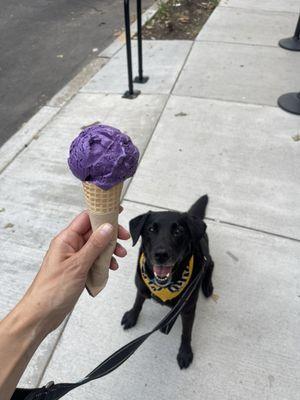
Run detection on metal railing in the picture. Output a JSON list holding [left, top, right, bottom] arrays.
[[123, 0, 149, 99]]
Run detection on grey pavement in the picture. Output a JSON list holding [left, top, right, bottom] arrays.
[[0, 0, 299, 398]]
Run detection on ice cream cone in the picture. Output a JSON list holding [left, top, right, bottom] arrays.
[[82, 181, 123, 297]]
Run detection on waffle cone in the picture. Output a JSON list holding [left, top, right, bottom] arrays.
[[82, 181, 123, 297]]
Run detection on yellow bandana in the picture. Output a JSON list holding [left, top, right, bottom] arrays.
[[139, 253, 194, 303]]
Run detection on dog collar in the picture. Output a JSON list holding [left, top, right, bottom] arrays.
[[139, 253, 194, 303]]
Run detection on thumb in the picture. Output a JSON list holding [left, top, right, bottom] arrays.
[[78, 223, 114, 270]]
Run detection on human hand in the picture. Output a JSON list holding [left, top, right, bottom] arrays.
[[20, 210, 130, 336]]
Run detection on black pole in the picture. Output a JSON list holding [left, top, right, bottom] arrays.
[[278, 91, 300, 115], [134, 0, 149, 83], [123, 0, 140, 98], [293, 13, 300, 38], [278, 13, 300, 51]]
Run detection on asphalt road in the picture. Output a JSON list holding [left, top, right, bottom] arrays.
[[0, 0, 154, 146]]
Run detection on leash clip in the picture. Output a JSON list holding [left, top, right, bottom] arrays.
[[45, 381, 55, 389]]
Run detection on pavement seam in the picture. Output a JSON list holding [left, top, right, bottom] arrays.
[[172, 93, 281, 109], [124, 199, 300, 243], [196, 39, 293, 49], [218, 4, 300, 15]]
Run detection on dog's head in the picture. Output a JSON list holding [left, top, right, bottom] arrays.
[[129, 211, 206, 287]]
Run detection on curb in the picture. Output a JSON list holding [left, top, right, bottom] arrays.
[[0, 0, 163, 174]]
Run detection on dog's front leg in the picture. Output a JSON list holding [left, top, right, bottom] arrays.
[[202, 260, 214, 298], [121, 291, 146, 330], [177, 305, 196, 369]]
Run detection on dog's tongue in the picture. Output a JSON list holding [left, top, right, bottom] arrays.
[[153, 265, 172, 277]]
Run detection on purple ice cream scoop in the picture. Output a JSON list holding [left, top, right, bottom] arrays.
[[68, 124, 139, 190]]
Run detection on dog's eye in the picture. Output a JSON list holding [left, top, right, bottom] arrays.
[[148, 226, 156, 233], [173, 225, 184, 236]]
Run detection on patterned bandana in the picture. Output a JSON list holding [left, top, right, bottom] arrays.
[[139, 253, 194, 303]]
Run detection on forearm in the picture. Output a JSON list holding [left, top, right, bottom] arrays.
[[0, 299, 47, 400], [0, 213, 125, 400]]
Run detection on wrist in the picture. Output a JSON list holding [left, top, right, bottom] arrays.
[[0, 299, 47, 399], [10, 296, 50, 342]]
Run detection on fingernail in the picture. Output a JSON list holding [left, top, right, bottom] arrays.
[[99, 223, 113, 234]]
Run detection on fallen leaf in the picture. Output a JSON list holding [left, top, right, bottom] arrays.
[[33, 133, 40, 140], [212, 293, 219, 303], [56, 54, 64, 58], [179, 16, 190, 23], [292, 134, 300, 141], [117, 32, 126, 44], [0, 207, 5, 212], [4, 223, 14, 229]]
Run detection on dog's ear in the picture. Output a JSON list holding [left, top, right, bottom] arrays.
[[185, 214, 207, 246], [129, 212, 151, 246]]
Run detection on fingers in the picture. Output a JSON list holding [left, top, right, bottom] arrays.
[[83, 229, 92, 242], [69, 210, 129, 243], [110, 256, 119, 270], [118, 224, 130, 240], [83, 226, 129, 245], [67, 211, 91, 236], [109, 242, 127, 271], [114, 242, 127, 257], [78, 223, 114, 270]]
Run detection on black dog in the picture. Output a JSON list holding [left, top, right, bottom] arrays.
[[121, 195, 214, 369]]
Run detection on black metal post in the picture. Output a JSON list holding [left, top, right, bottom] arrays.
[[134, 0, 149, 83], [123, 0, 140, 99], [278, 13, 300, 51], [294, 14, 300, 37], [278, 91, 300, 115]]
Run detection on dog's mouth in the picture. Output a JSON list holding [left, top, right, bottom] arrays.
[[153, 265, 173, 287]]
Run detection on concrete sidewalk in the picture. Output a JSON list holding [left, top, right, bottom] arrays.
[[1, 0, 299, 399]]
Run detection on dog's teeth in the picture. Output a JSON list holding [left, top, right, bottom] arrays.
[[154, 271, 170, 285]]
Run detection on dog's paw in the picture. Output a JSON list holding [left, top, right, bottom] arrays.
[[202, 281, 214, 298], [121, 309, 138, 330], [177, 344, 193, 369]]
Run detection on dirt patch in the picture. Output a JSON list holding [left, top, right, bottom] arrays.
[[141, 0, 219, 40]]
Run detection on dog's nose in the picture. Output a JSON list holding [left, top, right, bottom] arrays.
[[154, 250, 169, 264]]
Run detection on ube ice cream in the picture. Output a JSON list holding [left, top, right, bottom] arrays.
[[68, 124, 139, 297], [68, 124, 139, 189]]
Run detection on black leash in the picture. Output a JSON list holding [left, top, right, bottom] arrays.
[[13, 261, 206, 400]]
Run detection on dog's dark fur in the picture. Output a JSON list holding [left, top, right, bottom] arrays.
[[121, 195, 214, 369]]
